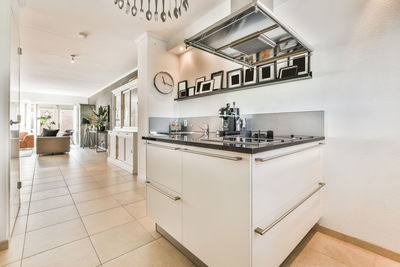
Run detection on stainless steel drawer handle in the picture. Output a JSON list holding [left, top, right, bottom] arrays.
[[181, 148, 242, 161], [146, 181, 181, 201], [255, 182, 326, 235], [147, 142, 180, 151], [255, 142, 324, 163]]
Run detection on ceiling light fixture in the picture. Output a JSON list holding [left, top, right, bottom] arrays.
[[179, 47, 184, 51], [78, 32, 88, 39], [114, 0, 189, 23], [70, 54, 77, 64]]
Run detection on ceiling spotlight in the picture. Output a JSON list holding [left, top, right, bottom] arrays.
[[78, 32, 88, 39], [70, 55, 77, 64], [179, 47, 184, 51]]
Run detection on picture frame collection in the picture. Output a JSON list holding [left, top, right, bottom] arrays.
[[177, 52, 310, 99]]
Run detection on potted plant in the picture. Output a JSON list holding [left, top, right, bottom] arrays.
[[38, 115, 56, 130], [89, 106, 108, 131]]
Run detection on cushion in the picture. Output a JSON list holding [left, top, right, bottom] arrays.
[[41, 128, 59, 137]]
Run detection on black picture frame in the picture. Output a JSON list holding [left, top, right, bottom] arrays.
[[200, 80, 214, 94], [211, 71, 224, 90], [188, 87, 195, 96], [227, 68, 243, 89], [243, 67, 257, 86], [178, 80, 188, 91], [279, 65, 298, 79], [258, 63, 275, 82], [195, 77, 205, 94]]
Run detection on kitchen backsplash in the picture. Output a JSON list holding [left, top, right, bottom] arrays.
[[149, 111, 324, 136]]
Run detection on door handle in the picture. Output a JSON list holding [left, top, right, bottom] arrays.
[[10, 115, 21, 126]]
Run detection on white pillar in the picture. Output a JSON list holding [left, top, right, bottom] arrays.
[[136, 33, 179, 182], [0, 0, 11, 244]]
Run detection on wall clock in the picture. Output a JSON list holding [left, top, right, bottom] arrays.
[[154, 71, 174, 94]]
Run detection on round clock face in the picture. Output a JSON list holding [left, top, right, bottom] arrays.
[[154, 72, 174, 94]]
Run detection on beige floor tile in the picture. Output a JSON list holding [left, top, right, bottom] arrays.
[[307, 232, 375, 267], [29, 195, 74, 214], [27, 205, 79, 232], [12, 215, 27, 236], [20, 193, 31, 203], [33, 176, 64, 185], [124, 200, 146, 219], [96, 176, 133, 187], [76, 196, 119, 216], [0, 234, 24, 266], [375, 256, 400, 267], [65, 176, 98, 186], [68, 181, 102, 194], [34, 171, 62, 179], [32, 181, 66, 192], [3, 260, 21, 267], [19, 202, 29, 217], [30, 187, 70, 202], [103, 238, 193, 267], [137, 217, 161, 239], [112, 190, 145, 205], [23, 219, 87, 257], [291, 247, 348, 267], [90, 221, 154, 263], [20, 185, 32, 194], [72, 188, 111, 203], [22, 238, 100, 267], [82, 207, 134, 235], [104, 182, 140, 195]]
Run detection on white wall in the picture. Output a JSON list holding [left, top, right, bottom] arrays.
[[173, 0, 400, 253], [136, 33, 180, 182], [0, 0, 11, 243], [21, 91, 88, 105]]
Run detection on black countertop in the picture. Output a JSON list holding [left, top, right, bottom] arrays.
[[142, 133, 325, 154]]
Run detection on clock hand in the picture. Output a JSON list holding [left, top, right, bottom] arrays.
[[162, 76, 166, 85], [165, 82, 173, 87]]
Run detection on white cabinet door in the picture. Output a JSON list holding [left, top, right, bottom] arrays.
[[147, 184, 182, 242], [109, 134, 117, 159], [253, 142, 322, 225], [125, 136, 134, 166], [182, 148, 251, 267], [117, 136, 125, 161], [146, 142, 182, 193]]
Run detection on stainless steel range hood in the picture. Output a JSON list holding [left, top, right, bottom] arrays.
[[184, 1, 313, 68]]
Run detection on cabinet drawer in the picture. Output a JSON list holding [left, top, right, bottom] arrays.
[[147, 184, 182, 242], [146, 142, 182, 193], [253, 143, 322, 225], [252, 187, 322, 267]]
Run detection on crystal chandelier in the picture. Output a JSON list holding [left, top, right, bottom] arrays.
[[114, 0, 189, 22]]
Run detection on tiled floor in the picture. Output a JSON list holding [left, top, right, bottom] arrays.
[[0, 146, 193, 267], [1, 147, 399, 267]]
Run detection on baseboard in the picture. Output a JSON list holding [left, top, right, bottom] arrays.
[[107, 157, 134, 174], [314, 224, 400, 263], [0, 240, 9, 251]]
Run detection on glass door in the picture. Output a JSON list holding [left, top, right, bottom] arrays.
[[9, 8, 21, 236]]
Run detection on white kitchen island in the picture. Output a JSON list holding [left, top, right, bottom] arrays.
[[144, 137, 325, 267]]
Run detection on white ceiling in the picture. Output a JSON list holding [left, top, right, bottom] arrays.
[[20, 0, 225, 97]]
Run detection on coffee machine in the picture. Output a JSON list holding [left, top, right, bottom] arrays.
[[218, 102, 244, 136]]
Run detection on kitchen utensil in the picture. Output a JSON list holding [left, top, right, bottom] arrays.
[[168, 0, 172, 19], [126, 0, 131, 14], [117, 0, 124, 9], [154, 0, 159, 21], [182, 0, 187, 11], [174, 0, 178, 18], [140, 0, 145, 19], [131, 0, 137, 16], [114, 0, 118, 4], [161, 0, 166, 22], [146, 0, 152, 20], [178, 0, 181, 16]]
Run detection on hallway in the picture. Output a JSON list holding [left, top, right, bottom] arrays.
[[0, 147, 193, 267]]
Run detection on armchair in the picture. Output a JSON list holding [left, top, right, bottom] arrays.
[[19, 132, 34, 149]]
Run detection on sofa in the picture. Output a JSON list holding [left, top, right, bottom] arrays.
[[36, 136, 70, 155], [19, 132, 34, 149]]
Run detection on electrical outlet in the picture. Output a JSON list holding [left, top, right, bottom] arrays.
[[183, 120, 188, 127]]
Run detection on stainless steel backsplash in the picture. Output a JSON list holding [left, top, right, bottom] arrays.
[[149, 111, 324, 136]]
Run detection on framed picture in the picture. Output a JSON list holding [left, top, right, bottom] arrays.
[[200, 80, 214, 94], [179, 90, 188, 99], [195, 77, 205, 94], [289, 53, 309, 75], [211, 71, 224, 90], [243, 67, 257, 86], [178, 80, 187, 91], [258, 63, 275, 82], [227, 68, 242, 89], [276, 59, 288, 78], [279, 65, 298, 79], [188, 87, 195, 96]]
